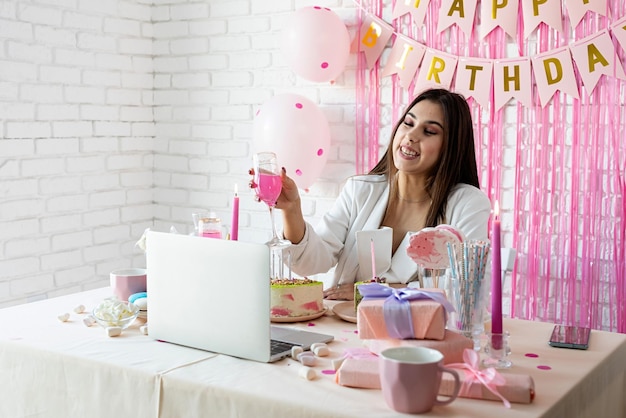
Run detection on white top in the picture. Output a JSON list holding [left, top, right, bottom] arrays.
[[288, 174, 492, 287]]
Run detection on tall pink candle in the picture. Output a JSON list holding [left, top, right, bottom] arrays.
[[231, 184, 239, 241], [370, 238, 376, 281], [491, 201, 503, 343]]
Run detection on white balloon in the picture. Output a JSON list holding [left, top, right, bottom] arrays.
[[253, 94, 330, 189], [282, 6, 350, 83]]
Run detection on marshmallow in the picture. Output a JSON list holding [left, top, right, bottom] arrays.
[[73, 304, 86, 314], [291, 346, 303, 358], [133, 297, 148, 311], [106, 326, 122, 337], [310, 343, 327, 351], [140, 325, 148, 335], [297, 352, 317, 367], [298, 366, 316, 381], [83, 316, 96, 327], [313, 345, 330, 357], [57, 313, 70, 322]]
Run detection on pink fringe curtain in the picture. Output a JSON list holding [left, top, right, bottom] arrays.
[[354, 1, 626, 332]]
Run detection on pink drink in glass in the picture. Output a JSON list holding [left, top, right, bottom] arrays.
[[201, 231, 222, 239], [256, 172, 281, 206]]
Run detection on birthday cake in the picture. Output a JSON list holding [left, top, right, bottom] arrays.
[[270, 278, 324, 318]]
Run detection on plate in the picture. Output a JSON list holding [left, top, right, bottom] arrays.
[[271, 308, 327, 323], [332, 301, 357, 323]]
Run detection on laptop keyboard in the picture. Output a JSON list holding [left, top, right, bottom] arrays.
[[270, 339, 299, 356]]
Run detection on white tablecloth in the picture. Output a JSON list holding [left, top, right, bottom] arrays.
[[1, 288, 625, 418]]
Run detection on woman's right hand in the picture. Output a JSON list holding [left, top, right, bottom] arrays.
[[248, 167, 301, 210], [275, 167, 301, 211]]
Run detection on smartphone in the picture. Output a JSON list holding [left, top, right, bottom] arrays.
[[548, 324, 591, 350]]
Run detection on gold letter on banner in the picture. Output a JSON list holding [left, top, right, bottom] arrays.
[[587, 43, 609, 72], [533, 0, 548, 16], [543, 58, 563, 84], [352, 15, 394, 69], [381, 34, 426, 89], [455, 57, 493, 108], [493, 0, 507, 19], [415, 49, 458, 92], [448, 0, 465, 17], [427, 56, 446, 83], [481, 0, 518, 39], [503, 65, 520, 91], [532, 47, 580, 107], [361, 22, 382, 48], [494, 58, 532, 109], [466, 65, 483, 89]]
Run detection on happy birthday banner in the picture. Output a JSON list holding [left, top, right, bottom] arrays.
[[352, 4, 626, 109]]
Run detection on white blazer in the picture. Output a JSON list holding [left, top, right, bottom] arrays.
[[288, 174, 491, 288]]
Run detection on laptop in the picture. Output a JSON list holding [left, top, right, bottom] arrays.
[[146, 231, 333, 363]]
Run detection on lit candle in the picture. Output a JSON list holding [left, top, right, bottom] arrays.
[[231, 184, 239, 241], [370, 238, 376, 281], [491, 201, 503, 346]]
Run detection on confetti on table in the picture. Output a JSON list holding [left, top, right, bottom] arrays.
[[537, 365, 552, 370], [321, 369, 336, 375], [525, 353, 539, 358]]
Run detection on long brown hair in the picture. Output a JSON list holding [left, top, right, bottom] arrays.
[[369, 88, 480, 227]]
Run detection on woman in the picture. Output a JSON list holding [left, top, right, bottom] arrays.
[[255, 88, 491, 300]]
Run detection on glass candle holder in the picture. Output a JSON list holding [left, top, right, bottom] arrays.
[[482, 331, 512, 369]]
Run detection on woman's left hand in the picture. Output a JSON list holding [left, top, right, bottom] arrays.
[[323, 282, 355, 300]]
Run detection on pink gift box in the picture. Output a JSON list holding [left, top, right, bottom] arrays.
[[335, 358, 380, 389], [357, 290, 447, 340], [364, 330, 473, 364]]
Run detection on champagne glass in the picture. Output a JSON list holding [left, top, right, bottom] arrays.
[[253, 152, 292, 250]]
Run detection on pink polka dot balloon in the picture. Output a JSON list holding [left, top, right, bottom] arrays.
[[253, 93, 330, 189], [281, 6, 350, 83]]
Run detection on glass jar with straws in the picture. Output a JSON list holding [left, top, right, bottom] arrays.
[[446, 240, 491, 350]]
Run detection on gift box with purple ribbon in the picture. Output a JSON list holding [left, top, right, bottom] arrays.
[[356, 283, 454, 340]]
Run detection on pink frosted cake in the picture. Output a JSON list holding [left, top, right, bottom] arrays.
[[270, 278, 324, 318]]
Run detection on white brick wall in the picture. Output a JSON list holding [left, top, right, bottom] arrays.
[[0, 0, 516, 309], [0, 0, 154, 307]]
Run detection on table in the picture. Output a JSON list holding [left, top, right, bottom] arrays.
[[1, 288, 625, 418]]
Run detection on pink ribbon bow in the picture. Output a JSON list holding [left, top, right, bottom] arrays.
[[447, 349, 511, 408]]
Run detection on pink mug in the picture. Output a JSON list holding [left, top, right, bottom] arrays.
[[379, 346, 461, 414], [110, 268, 147, 302]]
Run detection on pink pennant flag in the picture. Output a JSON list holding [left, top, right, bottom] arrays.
[[454, 58, 493, 109], [522, 0, 563, 39], [611, 16, 626, 54], [392, 0, 432, 28], [570, 30, 625, 95], [381, 35, 427, 89], [480, 0, 519, 39], [531, 47, 580, 107], [437, 0, 478, 37], [493, 58, 532, 110], [565, 0, 607, 29], [414, 49, 458, 93], [351, 15, 394, 70]]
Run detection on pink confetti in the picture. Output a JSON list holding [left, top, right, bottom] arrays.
[[317, 149, 324, 156], [321, 62, 329, 69], [307, 322, 315, 327], [321, 369, 336, 375], [295, 169, 302, 176], [537, 365, 552, 370], [525, 353, 539, 358], [295, 102, 303, 109]]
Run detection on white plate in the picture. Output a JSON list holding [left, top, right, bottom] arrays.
[[332, 301, 357, 323], [270, 308, 327, 323]]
